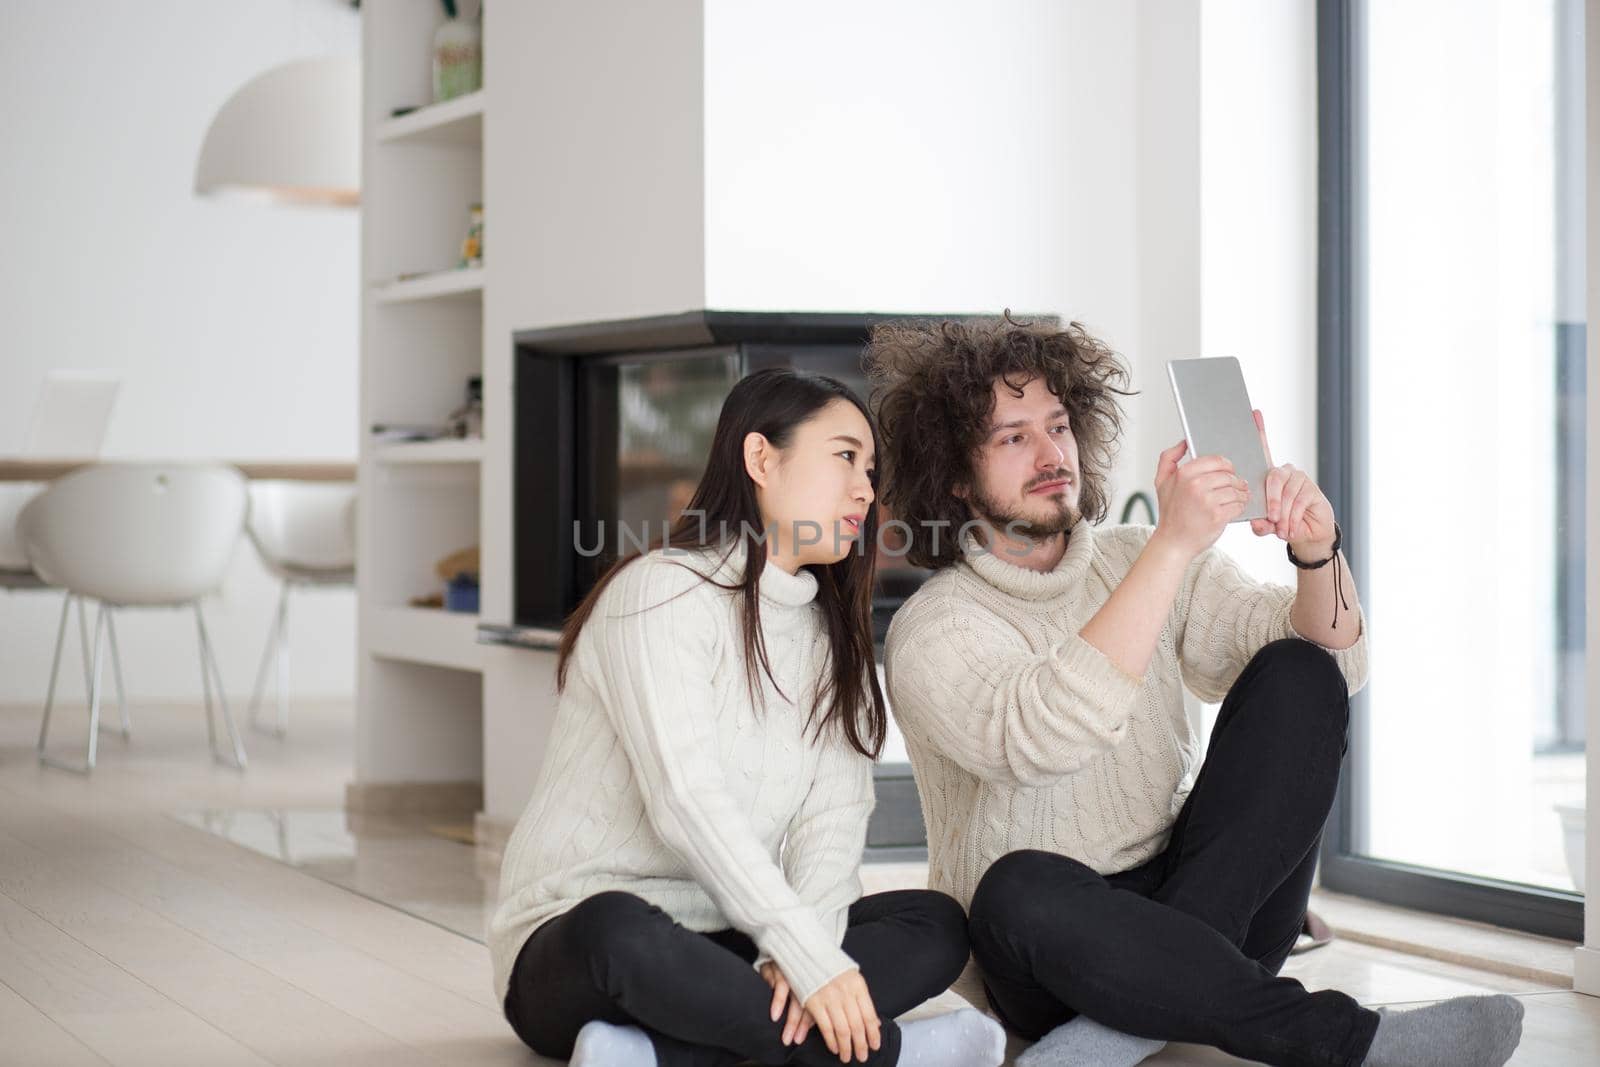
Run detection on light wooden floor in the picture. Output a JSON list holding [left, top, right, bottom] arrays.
[[1, 696, 1595, 1066]]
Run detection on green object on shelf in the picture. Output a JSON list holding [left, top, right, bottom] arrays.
[[432, 14, 481, 102], [440, 0, 457, 18]]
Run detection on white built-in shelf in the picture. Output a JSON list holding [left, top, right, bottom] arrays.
[[374, 267, 485, 304], [376, 90, 485, 147], [367, 606, 485, 673], [374, 438, 484, 465]]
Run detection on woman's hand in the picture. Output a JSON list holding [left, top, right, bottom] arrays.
[[759, 960, 790, 1023], [804, 969, 881, 1063], [759, 961, 813, 1046]]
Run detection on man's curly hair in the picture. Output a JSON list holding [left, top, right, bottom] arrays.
[[865, 315, 1136, 570]]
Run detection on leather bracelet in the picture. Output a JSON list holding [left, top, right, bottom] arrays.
[[1287, 521, 1351, 630], [1286, 521, 1341, 570]]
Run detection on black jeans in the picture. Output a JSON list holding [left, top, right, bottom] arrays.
[[967, 638, 1381, 1067], [504, 888, 970, 1066]]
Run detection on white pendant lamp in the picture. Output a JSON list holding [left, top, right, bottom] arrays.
[[194, 56, 360, 208]]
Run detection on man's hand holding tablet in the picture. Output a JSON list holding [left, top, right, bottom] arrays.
[[1165, 357, 1338, 560]]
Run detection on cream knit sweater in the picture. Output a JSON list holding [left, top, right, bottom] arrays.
[[884, 522, 1369, 914], [488, 542, 874, 1007]]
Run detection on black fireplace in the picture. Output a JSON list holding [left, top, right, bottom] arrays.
[[512, 310, 954, 643]]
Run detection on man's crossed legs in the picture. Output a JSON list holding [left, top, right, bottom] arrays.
[[968, 639, 1522, 1067]]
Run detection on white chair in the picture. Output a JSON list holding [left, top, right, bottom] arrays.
[[244, 481, 356, 737], [4, 370, 128, 703], [18, 463, 249, 773], [3, 483, 131, 729]]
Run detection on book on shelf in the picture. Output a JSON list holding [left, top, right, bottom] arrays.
[[370, 423, 450, 443]]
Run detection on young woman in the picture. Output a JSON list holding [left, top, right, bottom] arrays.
[[490, 368, 1004, 1067]]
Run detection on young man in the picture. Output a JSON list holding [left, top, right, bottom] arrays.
[[867, 318, 1524, 1067]]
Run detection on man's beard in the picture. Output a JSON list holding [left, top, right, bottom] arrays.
[[971, 476, 1080, 541]]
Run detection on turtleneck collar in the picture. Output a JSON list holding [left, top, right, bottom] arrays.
[[693, 538, 820, 608], [959, 521, 1096, 602]]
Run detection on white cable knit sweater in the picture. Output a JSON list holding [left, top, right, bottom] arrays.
[[884, 522, 1369, 914], [488, 542, 874, 1008]]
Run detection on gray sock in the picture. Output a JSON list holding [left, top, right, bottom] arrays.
[[898, 1008, 1007, 1067], [1363, 995, 1524, 1067], [1015, 1015, 1165, 1067], [569, 1020, 657, 1067]]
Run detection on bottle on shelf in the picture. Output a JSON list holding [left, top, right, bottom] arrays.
[[432, 1, 482, 103]]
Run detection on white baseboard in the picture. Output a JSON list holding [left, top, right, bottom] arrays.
[[344, 779, 482, 817], [474, 812, 513, 858], [1575, 945, 1600, 996]]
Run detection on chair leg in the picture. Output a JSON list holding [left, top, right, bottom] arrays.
[[36, 593, 74, 760], [273, 587, 290, 737], [246, 589, 277, 731], [248, 581, 290, 738], [195, 603, 247, 770], [69, 596, 129, 741], [198, 604, 218, 754], [103, 610, 130, 739], [75, 595, 97, 711], [40, 601, 107, 774], [269, 809, 291, 861]]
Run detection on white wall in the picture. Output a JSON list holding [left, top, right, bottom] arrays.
[[1128, 0, 1203, 511], [1063, 1, 1144, 503], [1199, 0, 1319, 586], [703, 0, 1072, 316], [0, 1, 359, 706]]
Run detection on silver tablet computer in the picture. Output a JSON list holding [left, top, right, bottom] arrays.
[[1166, 357, 1269, 523]]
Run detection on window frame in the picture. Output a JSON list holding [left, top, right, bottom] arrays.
[[1314, 0, 1584, 941]]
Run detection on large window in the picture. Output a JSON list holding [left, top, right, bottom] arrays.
[[1318, 0, 1585, 937]]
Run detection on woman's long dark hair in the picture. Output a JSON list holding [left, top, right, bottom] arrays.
[[555, 367, 888, 759]]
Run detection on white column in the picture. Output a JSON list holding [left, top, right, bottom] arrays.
[[479, 0, 708, 826], [1577, 0, 1600, 999]]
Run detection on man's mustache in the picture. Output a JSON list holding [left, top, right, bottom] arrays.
[[1026, 470, 1075, 490]]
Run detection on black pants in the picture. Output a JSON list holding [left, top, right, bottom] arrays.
[[504, 888, 970, 1066], [967, 638, 1381, 1067]]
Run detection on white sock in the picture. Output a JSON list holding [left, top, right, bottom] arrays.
[[897, 1008, 1007, 1067], [1016, 1015, 1165, 1067], [569, 1020, 657, 1067]]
